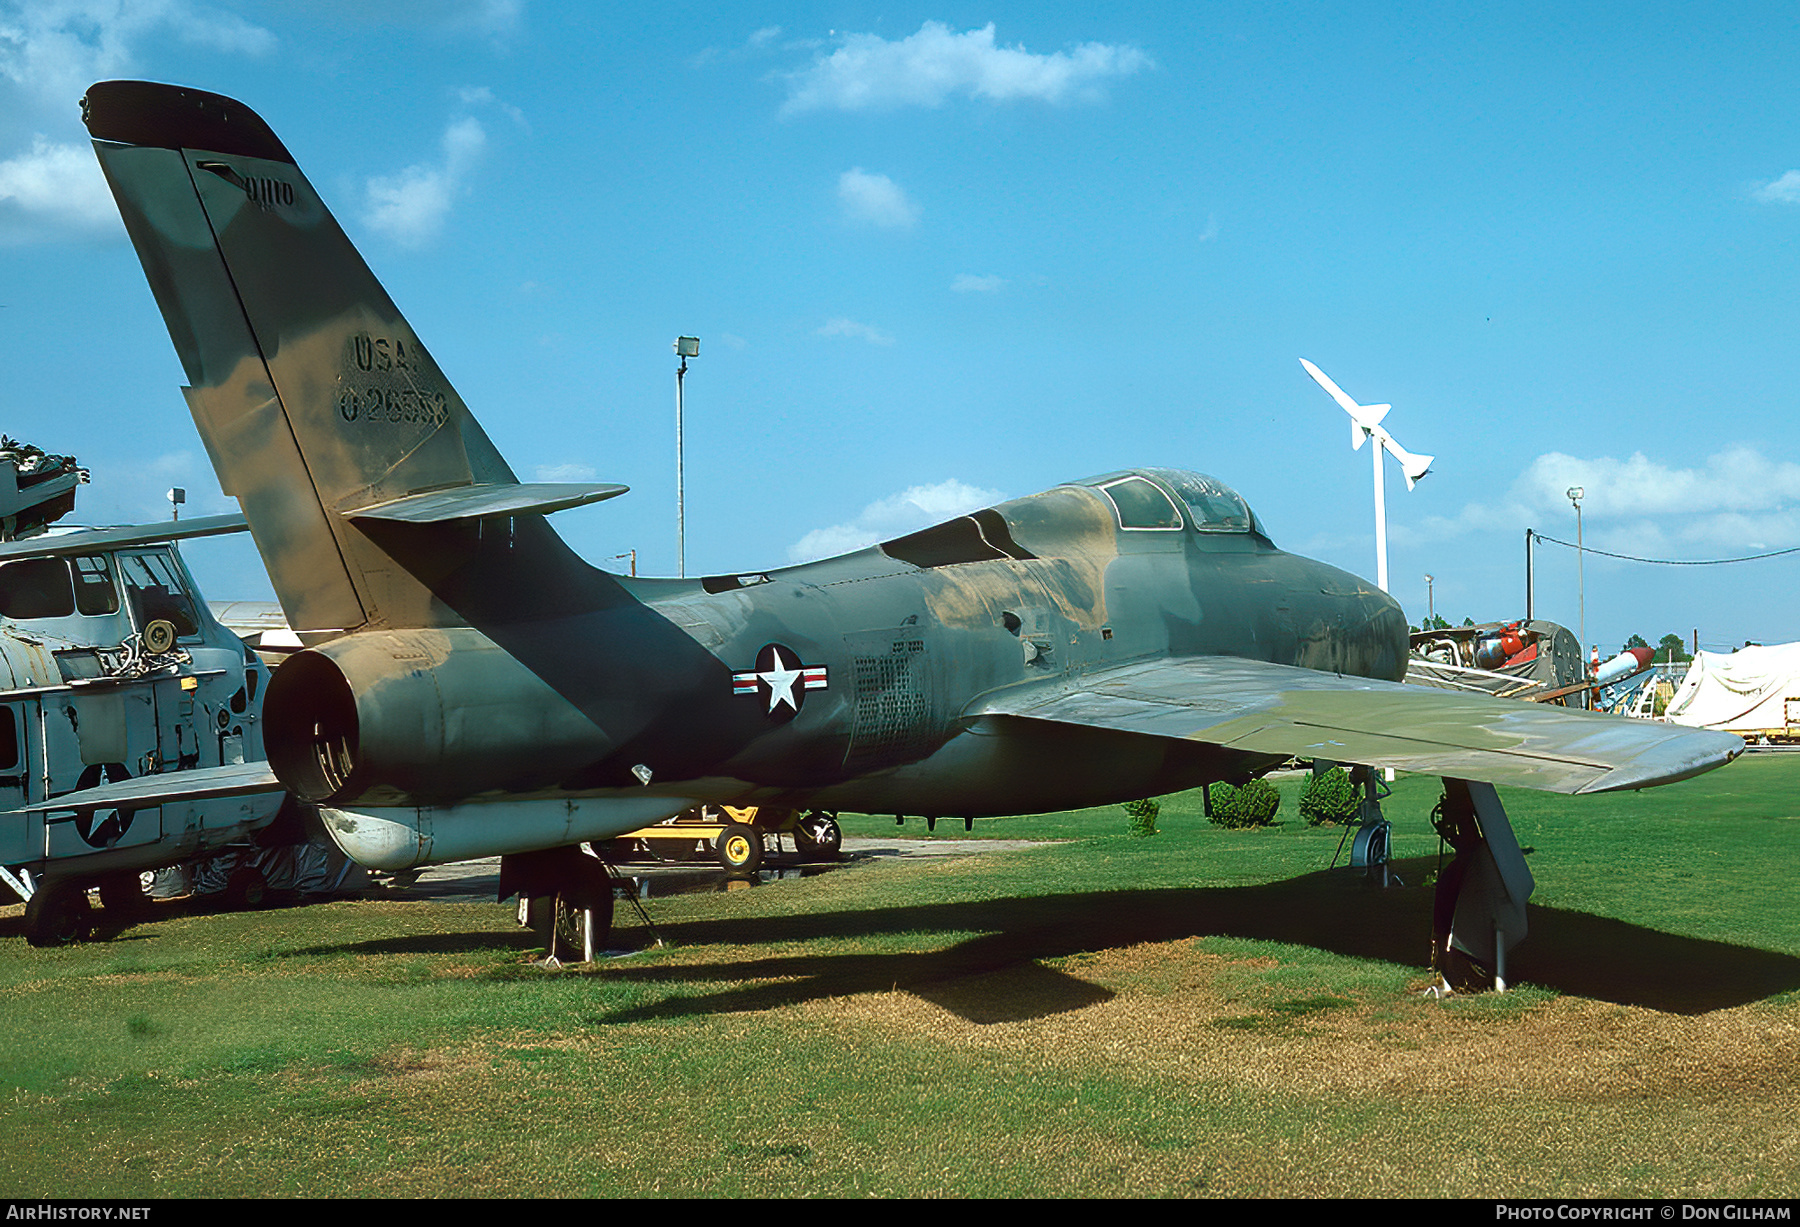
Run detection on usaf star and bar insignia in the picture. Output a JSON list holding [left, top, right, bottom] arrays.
[[732, 643, 828, 722]]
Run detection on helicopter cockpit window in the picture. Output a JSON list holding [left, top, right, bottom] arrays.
[[72, 555, 120, 616], [1097, 476, 1184, 530], [0, 558, 75, 620], [118, 551, 200, 638]]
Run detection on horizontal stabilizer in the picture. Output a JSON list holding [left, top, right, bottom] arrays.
[[0, 513, 247, 562], [344, 482, 629, 524], [9, 762, 280, 814]]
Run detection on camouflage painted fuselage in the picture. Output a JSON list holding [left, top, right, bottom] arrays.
[[265, 470, 1406, 818]]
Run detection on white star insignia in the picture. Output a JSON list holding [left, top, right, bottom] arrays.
[[758, 647, 803, 713]]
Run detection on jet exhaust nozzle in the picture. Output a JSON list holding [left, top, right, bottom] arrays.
[[263, 628, 614, 805]]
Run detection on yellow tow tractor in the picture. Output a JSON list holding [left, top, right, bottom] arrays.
[[600, 806, 842, 874]]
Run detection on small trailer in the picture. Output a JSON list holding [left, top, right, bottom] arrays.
[[600, 805, 842, 873]]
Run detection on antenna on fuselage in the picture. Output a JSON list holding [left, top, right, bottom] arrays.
[[1299, 358, 1433, 593]]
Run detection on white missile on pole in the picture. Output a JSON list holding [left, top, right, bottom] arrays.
[[1299, 358, 1435, 592]]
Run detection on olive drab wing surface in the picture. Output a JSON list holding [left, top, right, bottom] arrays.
[[83, 81, 1742, 891]]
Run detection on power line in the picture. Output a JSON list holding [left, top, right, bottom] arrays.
[[1530, 531, 1800, 567]]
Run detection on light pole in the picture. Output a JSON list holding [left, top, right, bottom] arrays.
[[674, 336, 699, 577], [1424, 573, 1434, 626], [1567, 486, 1585, 678]]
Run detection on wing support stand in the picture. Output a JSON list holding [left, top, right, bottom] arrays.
[[1428, 778, 1534, 995]]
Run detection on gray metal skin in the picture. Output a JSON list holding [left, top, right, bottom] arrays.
[[82, 81, 1739, 887], [0, 532, 279, 894]]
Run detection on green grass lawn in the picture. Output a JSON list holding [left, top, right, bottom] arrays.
[[2, 755, 1798, 1197]]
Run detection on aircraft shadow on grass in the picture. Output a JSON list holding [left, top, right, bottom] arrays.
[[226, 853, 1800, 1022]]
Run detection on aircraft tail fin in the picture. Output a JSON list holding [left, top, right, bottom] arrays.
[[83, 81, 616, 631]]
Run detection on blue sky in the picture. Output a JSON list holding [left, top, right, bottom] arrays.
[[4, 2, 1800, 657]]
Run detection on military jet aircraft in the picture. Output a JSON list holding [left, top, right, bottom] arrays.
[[77, 80, 1741, 975]]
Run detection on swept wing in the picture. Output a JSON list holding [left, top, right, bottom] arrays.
[[976, 656, 1741, 795]]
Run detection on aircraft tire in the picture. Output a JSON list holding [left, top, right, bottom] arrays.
[[223, 865, 267, 911], [716, 823, 763, 874], [25, 880, 93, 948], [527, 891, 613, 962], [98, 871, 152, 917], [794, 813, 842, 862]]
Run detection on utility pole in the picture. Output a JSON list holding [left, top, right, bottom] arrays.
[[1567, 487, 1585, 673], [1524, 528, 1534, 622]]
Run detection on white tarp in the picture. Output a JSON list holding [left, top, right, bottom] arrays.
[[1663, 643, 1800, 733]]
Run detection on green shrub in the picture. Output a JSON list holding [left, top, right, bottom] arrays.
[[1121, 798, 1160, 837], [1208, 778, 1280, 829], [1299, 767, 1360, 827]]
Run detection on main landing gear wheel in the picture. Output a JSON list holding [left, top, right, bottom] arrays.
[[716, 822, 763, 874], [25, 880, 93, 948], [793, 812, 842, 861], [506, 846, 617, 962], [223, 865, 267, 911], [98, 870, 152, 918], [527, 894, 610, 963]]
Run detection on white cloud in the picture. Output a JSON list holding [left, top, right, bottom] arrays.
[[693, 24, 817, 68], [0, 1, 273, 240], [789, 479, 1006, 561], [781, 21, 1150, 115], [951, 273, 1005, 293], [838, 167, 918, 228], [441, 0, 522, 40], [1511, 447, 1800, 518], [0, 135, 115, 238], [1396, 445, 1800, 556], [457, 85, 528, 130], [1752, 171, 1800, 204], [815, 317, 894, 345], [0, 1, 274, 113], [362, 116, 487, 247], [535, 462, 596, 482]]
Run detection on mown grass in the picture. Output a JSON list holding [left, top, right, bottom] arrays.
[[2, 756, 1798, 1197]]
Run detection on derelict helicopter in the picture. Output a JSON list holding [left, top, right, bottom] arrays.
[[0, 439, 285, 944]]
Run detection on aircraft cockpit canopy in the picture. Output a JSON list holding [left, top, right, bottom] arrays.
[[1074, 469, 1269, 541]]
